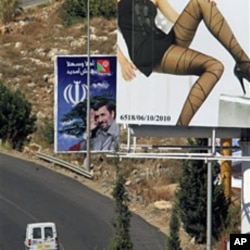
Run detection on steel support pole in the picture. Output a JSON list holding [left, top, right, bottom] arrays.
[[127, 126, 131, 153], [207, 133, 215, 250], [207, 130, 215, 250], [240, 138, 250, 234], [84, 0, 91, 171], [207, 160, 212, 250]]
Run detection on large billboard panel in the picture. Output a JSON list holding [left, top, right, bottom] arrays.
[[117, 0, 250, 128], [55, 55, 118, 153]]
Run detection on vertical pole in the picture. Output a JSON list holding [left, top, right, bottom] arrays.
[[240, 136, 250, 234], [207, 130, 215, 250], [127, 125, 131, 153], [207, 160, 212, 250], [220, 139, 232, 200], [84, 0, 91, 171], [133, 136, 136, 153]]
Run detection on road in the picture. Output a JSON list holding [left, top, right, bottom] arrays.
[[0, 153, 166, 250]]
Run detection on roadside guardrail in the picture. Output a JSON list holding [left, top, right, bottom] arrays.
[[21, 0, 52, 8], [36, 151, 93, 179]]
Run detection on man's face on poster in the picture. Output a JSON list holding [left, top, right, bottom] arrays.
[[95, 105, 115, 130]]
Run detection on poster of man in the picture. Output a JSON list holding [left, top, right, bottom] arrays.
[[55, 55, 119, 153], [116, 0, 250, 128]]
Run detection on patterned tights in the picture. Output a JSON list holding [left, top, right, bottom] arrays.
[[155, 0, 249, 125]]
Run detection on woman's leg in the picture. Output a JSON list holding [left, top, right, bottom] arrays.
[[173, 0, 249, 71], [154, 44, 224, 125], [156, 0, 249, 125]]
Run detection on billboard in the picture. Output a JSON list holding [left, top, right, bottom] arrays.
[[117, 0, 250, 128], [54, 55, 118, 153]]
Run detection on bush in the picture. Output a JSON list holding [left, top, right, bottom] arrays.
[[166, 204, 181, 250], [176, 138, 229, 244], [109, 156, 133, 250], [40, 117, 54, 146], [0, 82, 37, 150], [0, 0, 22, 24], [58, 0, 117, 26]]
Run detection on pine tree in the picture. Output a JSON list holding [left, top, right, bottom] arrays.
[[109, 157, 133, 250], [176, 138, 229, 244], [166, 204, 181, 250]]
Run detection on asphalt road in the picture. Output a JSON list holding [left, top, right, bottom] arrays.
[[0, 153, 166, 250]]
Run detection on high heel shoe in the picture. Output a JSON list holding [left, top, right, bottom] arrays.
[[234, 63, 250, 95]]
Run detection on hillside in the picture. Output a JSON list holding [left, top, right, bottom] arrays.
[[0, 1, 116, 122]]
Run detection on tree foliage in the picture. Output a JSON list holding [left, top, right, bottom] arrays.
[[109, 157, 133, 250], [176, 138, 229, 244], [58, 0, 117, 25], [0, 0, 21, 24], [0, 82, 37, 150], [166, 204, 181, 250], [40, 117, 54, 145], [223, 202, 241, 236]]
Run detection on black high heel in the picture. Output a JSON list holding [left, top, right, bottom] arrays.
[[234, 63, 250, 95]]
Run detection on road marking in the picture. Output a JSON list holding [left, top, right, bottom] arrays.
[[0, 194, 38, 221]]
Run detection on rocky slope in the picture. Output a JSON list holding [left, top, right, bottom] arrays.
[[1, 1, 117, 120]]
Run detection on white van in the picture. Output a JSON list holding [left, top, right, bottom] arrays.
[[24, 222, 60, 250]]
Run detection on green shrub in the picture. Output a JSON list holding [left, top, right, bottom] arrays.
[[108, 156, 133, 250], [0, 0, 22, 24], [176, 138, 229, 244], [0, 82, 37, 150], [40, 117, 54, 146], [58, 0, 117, 26], [223, 202, 241, 235], [166, 204, 181, 250]]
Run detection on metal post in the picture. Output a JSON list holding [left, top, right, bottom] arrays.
[[84, 0, 91, 171], [207, 160, 212, 250], [207, 130, 215, 250], [240, 136, 250, 234], [127, 125, 131, 153]]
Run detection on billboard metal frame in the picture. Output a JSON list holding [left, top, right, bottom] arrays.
[[108, 127, 250, 250]]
